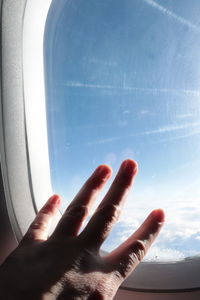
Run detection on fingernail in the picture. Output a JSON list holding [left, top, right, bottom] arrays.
[[121, 159, 138, 175]]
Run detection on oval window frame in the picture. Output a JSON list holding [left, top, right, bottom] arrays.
[[1, 0, 200, 293]]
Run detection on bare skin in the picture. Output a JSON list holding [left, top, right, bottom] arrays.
[[0, 159, 164, 299]]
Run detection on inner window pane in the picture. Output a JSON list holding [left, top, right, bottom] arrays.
[[44, 0, 200, 261]]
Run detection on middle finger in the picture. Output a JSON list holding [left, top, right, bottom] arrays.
[[80, 159, 138, 249]]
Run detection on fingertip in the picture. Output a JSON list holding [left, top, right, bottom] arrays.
[[121, 159, 138, 175], [95, 164, 112, 179], [48, 194, 61, 207], [151, 209, 165, 223]]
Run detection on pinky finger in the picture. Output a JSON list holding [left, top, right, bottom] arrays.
[[105, 209, 165, 280], [21, 195, 61, 243]]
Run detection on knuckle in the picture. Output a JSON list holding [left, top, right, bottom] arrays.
[[116, 255, 139, 279], [115, 258, 135, 279], [114, 267, 125, 281], [132, 240, 146, 262], [30, 221, 48, 231], [66, 205, 88, 218], [41, 204, 55, 215], [99, 204, 121, 223], [117, 240, 147, 278], [22, 230, 39, 242]]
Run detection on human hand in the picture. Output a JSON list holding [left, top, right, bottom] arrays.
[[0, 159, 164, 300]]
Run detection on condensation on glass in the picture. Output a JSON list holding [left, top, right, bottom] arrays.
[[44, 0, 200, 261]]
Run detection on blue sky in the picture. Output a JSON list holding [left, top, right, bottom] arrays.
[[44, 0, 200, 261]]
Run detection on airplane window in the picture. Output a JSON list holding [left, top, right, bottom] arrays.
[[44, 0, 200, 262]]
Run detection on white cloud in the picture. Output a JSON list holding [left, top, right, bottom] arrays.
[[58, 168, 200, 262], [101, 181, 200, 261], [144, 245, 185, 262]]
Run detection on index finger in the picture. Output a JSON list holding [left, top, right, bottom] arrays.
[[51, 164, 112, 238]]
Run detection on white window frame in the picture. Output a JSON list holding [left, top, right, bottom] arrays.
[[1, 0, 200, 295]]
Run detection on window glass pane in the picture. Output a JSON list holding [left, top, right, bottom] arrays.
[[44, 0, 200, 261]]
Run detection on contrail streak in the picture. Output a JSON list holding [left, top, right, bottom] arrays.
[[64, 81, 200, 97], [141, 121, 200, 135], [153, 129, 200, 144], [87, 121, 200, 146], [143, 0, 200, 32]]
